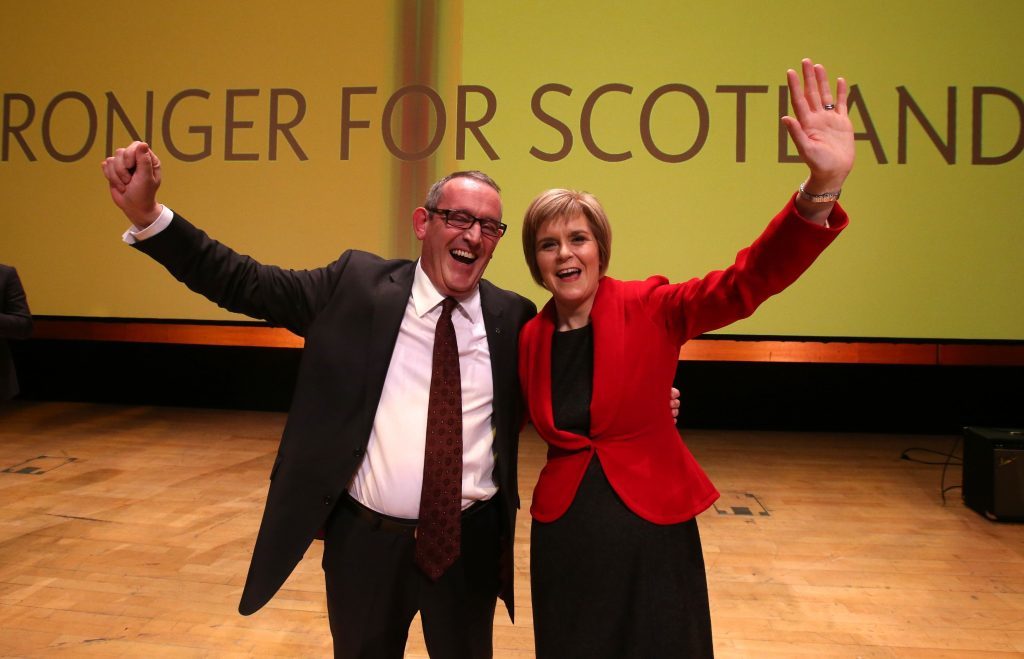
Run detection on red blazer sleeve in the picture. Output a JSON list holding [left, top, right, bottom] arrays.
[[650, 194, 848, 345]]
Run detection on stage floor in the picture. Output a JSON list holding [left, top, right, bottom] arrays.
[[1, 401, 1021, 657]]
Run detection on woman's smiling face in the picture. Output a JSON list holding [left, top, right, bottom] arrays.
[[535, 213, 602, 312]]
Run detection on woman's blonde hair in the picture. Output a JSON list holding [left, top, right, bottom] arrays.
[[521, 189, 613, 287]]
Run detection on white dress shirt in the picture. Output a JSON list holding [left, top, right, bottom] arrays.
[[348, 260, 497, 518]]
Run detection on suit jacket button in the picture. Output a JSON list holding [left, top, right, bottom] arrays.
[[353, 447, 365, 458], [323, 495, 332, 505]]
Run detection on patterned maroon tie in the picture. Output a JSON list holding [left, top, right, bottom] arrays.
[[415, 297, 463, 580]]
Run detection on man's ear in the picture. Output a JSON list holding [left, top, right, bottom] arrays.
[[412, 207, 429, 240]]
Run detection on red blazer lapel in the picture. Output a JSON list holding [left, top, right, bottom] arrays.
[[527, 278, 624, 446], [589, 277, 625, 439]]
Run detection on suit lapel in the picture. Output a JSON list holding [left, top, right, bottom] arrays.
[[480, 282, 511, 428], [362, 262, 416, 426]]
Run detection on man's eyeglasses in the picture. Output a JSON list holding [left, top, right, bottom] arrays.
[[426, 207, 507, 238]]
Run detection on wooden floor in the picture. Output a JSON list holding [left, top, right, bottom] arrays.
[[0, 401, 1021, 658]]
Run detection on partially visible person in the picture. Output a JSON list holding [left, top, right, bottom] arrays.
[[518, 58, 854, 658], [0, 264, 33, 403]]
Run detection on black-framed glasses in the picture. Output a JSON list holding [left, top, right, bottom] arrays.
[[426, 207, 507, 238]]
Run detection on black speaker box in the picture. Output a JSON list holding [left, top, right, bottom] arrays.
[[962, 426, 1024, 522]]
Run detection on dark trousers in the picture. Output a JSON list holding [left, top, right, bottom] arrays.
[[323, 497, 501, 659]]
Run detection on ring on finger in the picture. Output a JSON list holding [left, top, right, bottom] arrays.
[[822, 103, 837, 111]]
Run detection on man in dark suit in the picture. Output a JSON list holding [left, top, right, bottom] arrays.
[[101, 141, 536, 658], [0, 264, 33, 403]]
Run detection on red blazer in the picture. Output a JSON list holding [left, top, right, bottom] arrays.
[[519, 196, 849, 524]]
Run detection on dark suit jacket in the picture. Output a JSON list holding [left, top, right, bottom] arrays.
[[0, 265, 33, 401], [520, 197, 849, 524], [134, 214, 536, 619]]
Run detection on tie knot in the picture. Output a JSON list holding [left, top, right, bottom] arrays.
[[441, 297, 458, 315]]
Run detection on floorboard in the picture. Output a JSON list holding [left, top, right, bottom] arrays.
[[1, 401, 1020, 657]]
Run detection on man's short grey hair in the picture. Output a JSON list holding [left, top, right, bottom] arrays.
[[424, 171, 502, 211]]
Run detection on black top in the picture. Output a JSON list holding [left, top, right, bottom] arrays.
[[550, 324, 594, 437]]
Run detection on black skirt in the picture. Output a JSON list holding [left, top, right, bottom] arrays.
[[531, 457, 713, 659]]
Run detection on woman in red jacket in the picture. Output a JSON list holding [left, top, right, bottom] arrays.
[[518, 59, 855, 658]]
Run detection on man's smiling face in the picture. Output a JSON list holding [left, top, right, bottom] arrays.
[[414, 176, 503, 298]]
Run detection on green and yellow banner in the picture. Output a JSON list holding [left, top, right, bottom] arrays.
[[2, 1, 1021, 339]]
